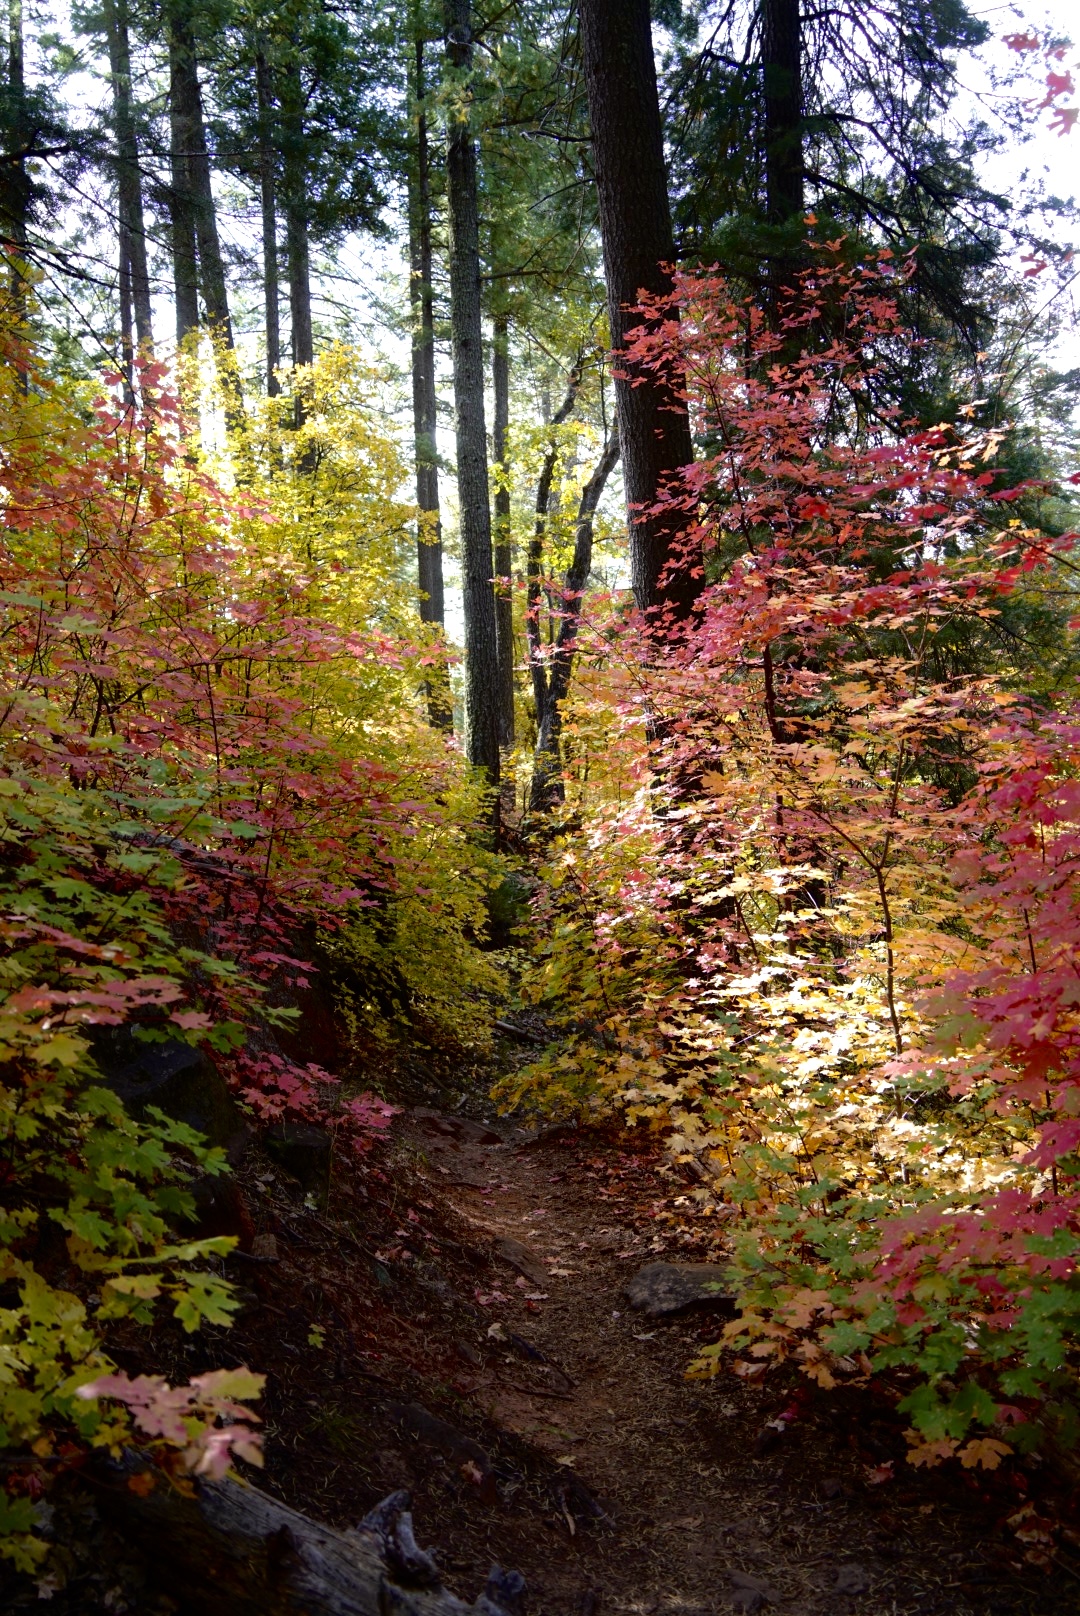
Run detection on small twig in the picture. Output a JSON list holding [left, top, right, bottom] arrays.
[[494, 1017, 548, 1045]]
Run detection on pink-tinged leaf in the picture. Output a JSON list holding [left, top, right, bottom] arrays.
[[170, 1010, 213, 1031]]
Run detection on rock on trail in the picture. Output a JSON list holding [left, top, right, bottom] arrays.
[[622, 1261, 735, 1317]]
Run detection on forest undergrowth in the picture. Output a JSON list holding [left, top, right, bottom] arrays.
[[3, 237, 1080, 1602]]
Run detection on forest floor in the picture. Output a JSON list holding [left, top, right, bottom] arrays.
[[19, 1039, 1080, 1614], [196, 1053, 1080, 1616]]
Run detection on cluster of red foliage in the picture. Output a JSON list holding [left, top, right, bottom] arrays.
[[0, 349, 438, 1150], [1005, 29, 1077, 138], [525, 246, 1080, 1456]]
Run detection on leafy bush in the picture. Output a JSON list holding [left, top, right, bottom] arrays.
[[503, 251, 1080, 1464], [0, 324, 503, 1568]]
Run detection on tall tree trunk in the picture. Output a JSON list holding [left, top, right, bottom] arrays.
[[492, 311, 514, 748], [169, 10, 244, 432], [118, 233, 135, 402], [526, 371, 580, 746], [105, 0, 153, 355], [578, 0, 696, 620], [408, 35, 451, 729], [285, 199, 313, 452], [444, 0, 500, 788], [169, 12, 234, 349], [760, 0, 804, 310], [167, 27, 199, 347], [760, 0, 803, 226], [281, 65, 313, 446], [286, 207, 312, 371], [410, 36, 442, 622], [530, 431, 619, 813], [255, 48, 280, 397], [6, 0, 28, 336]]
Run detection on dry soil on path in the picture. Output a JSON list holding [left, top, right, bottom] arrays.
[[331, 1106, 1078, 1616], [60, 1095, 1073, 1615]]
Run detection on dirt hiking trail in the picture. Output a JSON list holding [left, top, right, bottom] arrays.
[[32, 1082, 1078, 1615], [229, 1099, 1077, 1616]]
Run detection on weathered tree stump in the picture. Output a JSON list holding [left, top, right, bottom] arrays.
[[93, 1461, 524, 1616]]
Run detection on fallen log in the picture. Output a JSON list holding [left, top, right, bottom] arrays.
[[92, 1460, 524, 1616]]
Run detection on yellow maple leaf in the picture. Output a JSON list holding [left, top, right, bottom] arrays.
[[958, 1437, 1011, 1471]]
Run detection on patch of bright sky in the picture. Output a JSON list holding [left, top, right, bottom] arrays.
[[963, 4, 1079, 365]]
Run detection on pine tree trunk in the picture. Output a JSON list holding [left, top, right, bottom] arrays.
[[578, 0, 696, 619], [286, 199, 313, 453], [105, 0, 153, 355], [410, 38, 444, 624], [281, 59, 313, 378], [6, 0, 29, 332], [760, 0, 804, 313], [526, 372, 580, 755], [6, 0, 25, 254], [118, 233, 135, 402], [255, 48, 280, 397], [169, 10, 244, 432], [492, 311, 514, 748], [444, 0, 500, 788], [286, 207, 313, 370], [761, 0, 804, 226], [409, 36, 452, 729], [169, 12, 234, 350], [167, 26, 199, 347], [530, 431, 619, 813], [281, 64, 314, 448]]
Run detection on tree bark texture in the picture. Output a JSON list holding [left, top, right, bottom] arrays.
[[281, 64, 314, 448], [117, 231, 135, 401], [92, 1461, 525, 1616], [409, 34, 452, 730], [286, 206, 312, 371], [256, 47, 280, 396], [281, 61, 313, 374], [409, 37, 445, 628], [492, 311, 514, 748], [760, 0, 804, 227], [6, 0, 25, 255], [5, 0, 29, 340], [578, 0, 696, 619], [530, 430, 619, 813], [168, 11, 234, 350], [105, 0, 153, 356], [444, 0, 500, 786], [759, 0, 804, 319], [408, 37, 452, 729], [526, 370, 580, 731], [167, 25, 199, 347]]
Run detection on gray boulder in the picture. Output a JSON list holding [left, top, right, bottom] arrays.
[[623, 1261, 734, 1317], [92, 1028, 242, 1149]]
